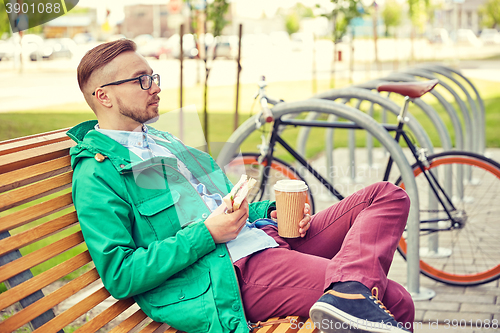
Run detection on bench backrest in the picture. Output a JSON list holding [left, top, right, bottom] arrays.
[[0, 130, 171, 333]]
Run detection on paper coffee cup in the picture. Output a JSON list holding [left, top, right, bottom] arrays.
[[274, 180, 308, 238]]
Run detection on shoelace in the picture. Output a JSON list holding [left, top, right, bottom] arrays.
[[370, 287, 395, 318]]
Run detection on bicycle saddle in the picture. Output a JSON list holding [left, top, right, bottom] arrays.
[[376, 79, 439, 98]]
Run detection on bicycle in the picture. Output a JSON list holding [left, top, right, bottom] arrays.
[[224, 78, 500, 286]]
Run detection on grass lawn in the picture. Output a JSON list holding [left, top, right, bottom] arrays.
[[0, 76, 498, 295]]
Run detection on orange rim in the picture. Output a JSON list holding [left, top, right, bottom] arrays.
[[399, 156, 500, 284], [229, 155, 312, 207]]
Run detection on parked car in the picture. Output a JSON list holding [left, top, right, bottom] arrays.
[[451, 29, 483, 47], [137, 37, 171, 59], [214, 35, 238, 59], [29, 38, 76, 61], [0, 39, 15, 61], [290, 32, 314, 52], [428, 28, 452, 45], [73, 32, 94, 44], [167, 33, 199, 58], [479, 29, 500, 44]]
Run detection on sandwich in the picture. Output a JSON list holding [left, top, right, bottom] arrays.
[[223, 175, 257, 213]]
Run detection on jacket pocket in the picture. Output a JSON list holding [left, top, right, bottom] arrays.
[[148, 271, 212, 333], [136, 190, 181, 239]]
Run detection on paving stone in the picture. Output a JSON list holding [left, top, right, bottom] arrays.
[[415, 309, 426, 322], [431, 293, 495, 304], [425, 285, 466, 295], [466, 286, 500, 296], [414, 301, 460, 312], [415, 324, 498, 333], [423, 311, 492, 323], [460, 303, 500, 314]]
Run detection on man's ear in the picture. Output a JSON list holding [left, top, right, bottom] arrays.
[[94, 89, 113, 108]]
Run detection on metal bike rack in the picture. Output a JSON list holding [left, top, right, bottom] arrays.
[[401, 68, 477, 153], [217, 99, 434, 301], [296, 88, 434, 193], [419, 64, 485, 154]]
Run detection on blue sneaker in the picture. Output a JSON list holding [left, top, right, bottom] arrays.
[[309, 286, 410, 333]]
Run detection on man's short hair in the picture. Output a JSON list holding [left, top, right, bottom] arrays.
[[77, 38, 137, 92]]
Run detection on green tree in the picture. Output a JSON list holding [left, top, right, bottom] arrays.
[[381, 0, 402, 36], [480, 0, 500, 28], [0, 1, 11, 38], [285, 13, 300, 35], [206, 0, 229, 37]]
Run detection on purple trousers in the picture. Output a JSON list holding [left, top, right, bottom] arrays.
[[234, 182, 415, 329]]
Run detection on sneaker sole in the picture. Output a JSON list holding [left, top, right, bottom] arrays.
[[309, 302, 409, 333]]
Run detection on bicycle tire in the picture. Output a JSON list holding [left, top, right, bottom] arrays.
[[395, 151, 500, 286], [224, 153, 315, 214]]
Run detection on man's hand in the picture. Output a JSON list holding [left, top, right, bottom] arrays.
[[270, 203, 311, 237], [204, 200, 249, 243]]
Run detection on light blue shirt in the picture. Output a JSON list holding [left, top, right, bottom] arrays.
[[96, 125, 278, 262]]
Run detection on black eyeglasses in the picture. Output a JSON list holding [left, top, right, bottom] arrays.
[[92, 74, 160, 96]]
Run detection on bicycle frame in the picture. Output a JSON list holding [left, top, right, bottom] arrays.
[[257, 99, 460, 232]]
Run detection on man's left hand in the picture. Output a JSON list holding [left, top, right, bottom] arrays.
[[270, 203, 312, 237]]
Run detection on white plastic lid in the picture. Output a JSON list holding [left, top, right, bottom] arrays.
[[274, 180, 308, 192]]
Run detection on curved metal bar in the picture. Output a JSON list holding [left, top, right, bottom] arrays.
[[216, 98, 422, 296], [401, 68, 474, 153], [429, 64, 486, 154], [418, 65, 481, 154]]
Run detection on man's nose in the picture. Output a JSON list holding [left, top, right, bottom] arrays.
[[150, 81, 161, 94]]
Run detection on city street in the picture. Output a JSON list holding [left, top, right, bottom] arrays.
[[1, 38, 500, 113]]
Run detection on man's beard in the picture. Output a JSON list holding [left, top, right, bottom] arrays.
[[117, 97, 159, 125]]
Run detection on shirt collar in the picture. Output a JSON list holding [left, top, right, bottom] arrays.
[[95, 123, 153, 149]]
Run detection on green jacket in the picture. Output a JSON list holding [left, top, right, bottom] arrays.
[[68, 120, 274, 333]]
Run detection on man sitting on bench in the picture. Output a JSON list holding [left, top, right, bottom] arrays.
[[68, 39, 414, 333]]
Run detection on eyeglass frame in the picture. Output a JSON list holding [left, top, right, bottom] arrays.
[[92, 73, 160, 96]]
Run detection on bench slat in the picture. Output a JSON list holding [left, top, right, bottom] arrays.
[[274, 316, 303, 333], [0, 140, 75, 174], [0, 231, 84, 282], [0, 211, 78, 257], [33, 285, 111, 333], [73, 298, 136, 333], [0, 132, 70, 156], [163, 326, 182, 333], [0, 128, 69, 148], [0, 250, 91, 309], [107, 309, 149, 333], [0, 268, 100, 332], [0, 171, 73, 212], [0, 156, 72, 194], [0, 192, 74, 233], [137, 321, 164, 333]]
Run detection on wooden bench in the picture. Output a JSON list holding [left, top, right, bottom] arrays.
[[0, 129, 319, 333]]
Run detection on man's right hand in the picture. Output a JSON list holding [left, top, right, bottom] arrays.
[[204, 199, 249, 243]]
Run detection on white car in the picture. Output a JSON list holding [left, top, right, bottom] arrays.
[[479, 29, 500, 44]]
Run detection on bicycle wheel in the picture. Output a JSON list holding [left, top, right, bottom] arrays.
[[225, 153, 315, 214], [395, 151, 500, 286]]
